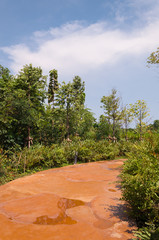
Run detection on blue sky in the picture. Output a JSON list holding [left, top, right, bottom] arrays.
[[1, 0, 159, 123]]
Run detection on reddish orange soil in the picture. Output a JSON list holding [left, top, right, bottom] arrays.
[[0, 159, 136, 240]]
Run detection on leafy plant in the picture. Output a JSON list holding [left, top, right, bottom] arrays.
[[121, 140, 159, 228]]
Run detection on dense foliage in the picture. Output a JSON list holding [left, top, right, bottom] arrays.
[[0, 63, 152, 150], [121, 134, 159, 239], [0, 139, 123, 185]]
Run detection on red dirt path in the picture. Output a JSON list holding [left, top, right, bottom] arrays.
[[0, 159, 136, 240]]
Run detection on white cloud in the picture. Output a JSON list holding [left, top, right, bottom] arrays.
[[1, 19, 159, 76]]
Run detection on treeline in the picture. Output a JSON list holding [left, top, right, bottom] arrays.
[[0, 64, 94, 150], [0, 63, 156, 151]]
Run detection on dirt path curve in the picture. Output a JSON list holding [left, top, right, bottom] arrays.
[[0, 159, 136, 240]]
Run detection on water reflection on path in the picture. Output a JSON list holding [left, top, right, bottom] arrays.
[[33, 198, 85, 225]]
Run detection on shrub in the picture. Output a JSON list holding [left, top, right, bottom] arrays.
[[0, 139, 122, 185], [117, 139, 135, 156], [121, 141, 159, 227], [132, 225, 159, 240]]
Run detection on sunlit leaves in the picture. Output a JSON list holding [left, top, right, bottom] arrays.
[[147, 47, 159, 65]]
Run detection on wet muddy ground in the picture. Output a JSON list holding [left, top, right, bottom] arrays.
[[0, 159, 136, 239]]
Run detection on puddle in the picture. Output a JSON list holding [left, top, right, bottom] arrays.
[[33, 198, 85, 225], [33, 213, 77, 225], [58, 198, 85, 210], [108, 189, 116, 192]]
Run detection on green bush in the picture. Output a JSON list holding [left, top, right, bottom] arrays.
[[117, 139, 135, 156], [121, 141, 159, 227], [22, 145, 68, 169], [0, 139, 122, 185], [132, 225, 159, 240]]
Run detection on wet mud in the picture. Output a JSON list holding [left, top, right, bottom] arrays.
[[0, 159, 136, 240]]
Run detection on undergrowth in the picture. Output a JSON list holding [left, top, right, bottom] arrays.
[[0, 139, 127, 185], [121, 134, 159, 239]]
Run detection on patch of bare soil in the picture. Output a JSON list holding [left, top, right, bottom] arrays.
[[0, 159, 136, 240]]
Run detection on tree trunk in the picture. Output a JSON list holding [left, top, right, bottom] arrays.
[[28, 88, 31, 148], [66, 102, 70, 138], [28, 126, 31, 148], [125, 120, 128, 141], [125, 128, 128, 141], [139, 110, 142, 141], [74, 151, 78, 164], [113, 118, 115, 137]]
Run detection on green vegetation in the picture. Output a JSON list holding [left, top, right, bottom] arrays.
[[1, 47, 159, 239], [121, 136, 159, 224], [101, 88, 121, 137], [0, 63, 151, 150], [120, 47, 159, 240], [0, 139, 122, 185]]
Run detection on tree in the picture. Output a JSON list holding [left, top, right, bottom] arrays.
[[35, 75, 86, 144], [55, 76, 85, 139], [75, 108, 95, 139], [36, 105, 66, 145], [71, 76, 85, 134], [130, 100, 149, 140], [48, 69, 58, 106], [101, 88, 121, 137], [152, 120, 159, 131], [14, 64, 47, 148], [95, 115, 110, 140], [121, 105, 134, 140], [0, 65, 18, 149]]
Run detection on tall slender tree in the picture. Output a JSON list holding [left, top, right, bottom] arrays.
[[56, 76, 85, 139], [101, 88, 121, 137], [14, 64, 47, 147], [121, 105, 133, 140], [48, 69, 58, 107], [130, 100, 149, 140], [0, 65, 15, 149]]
